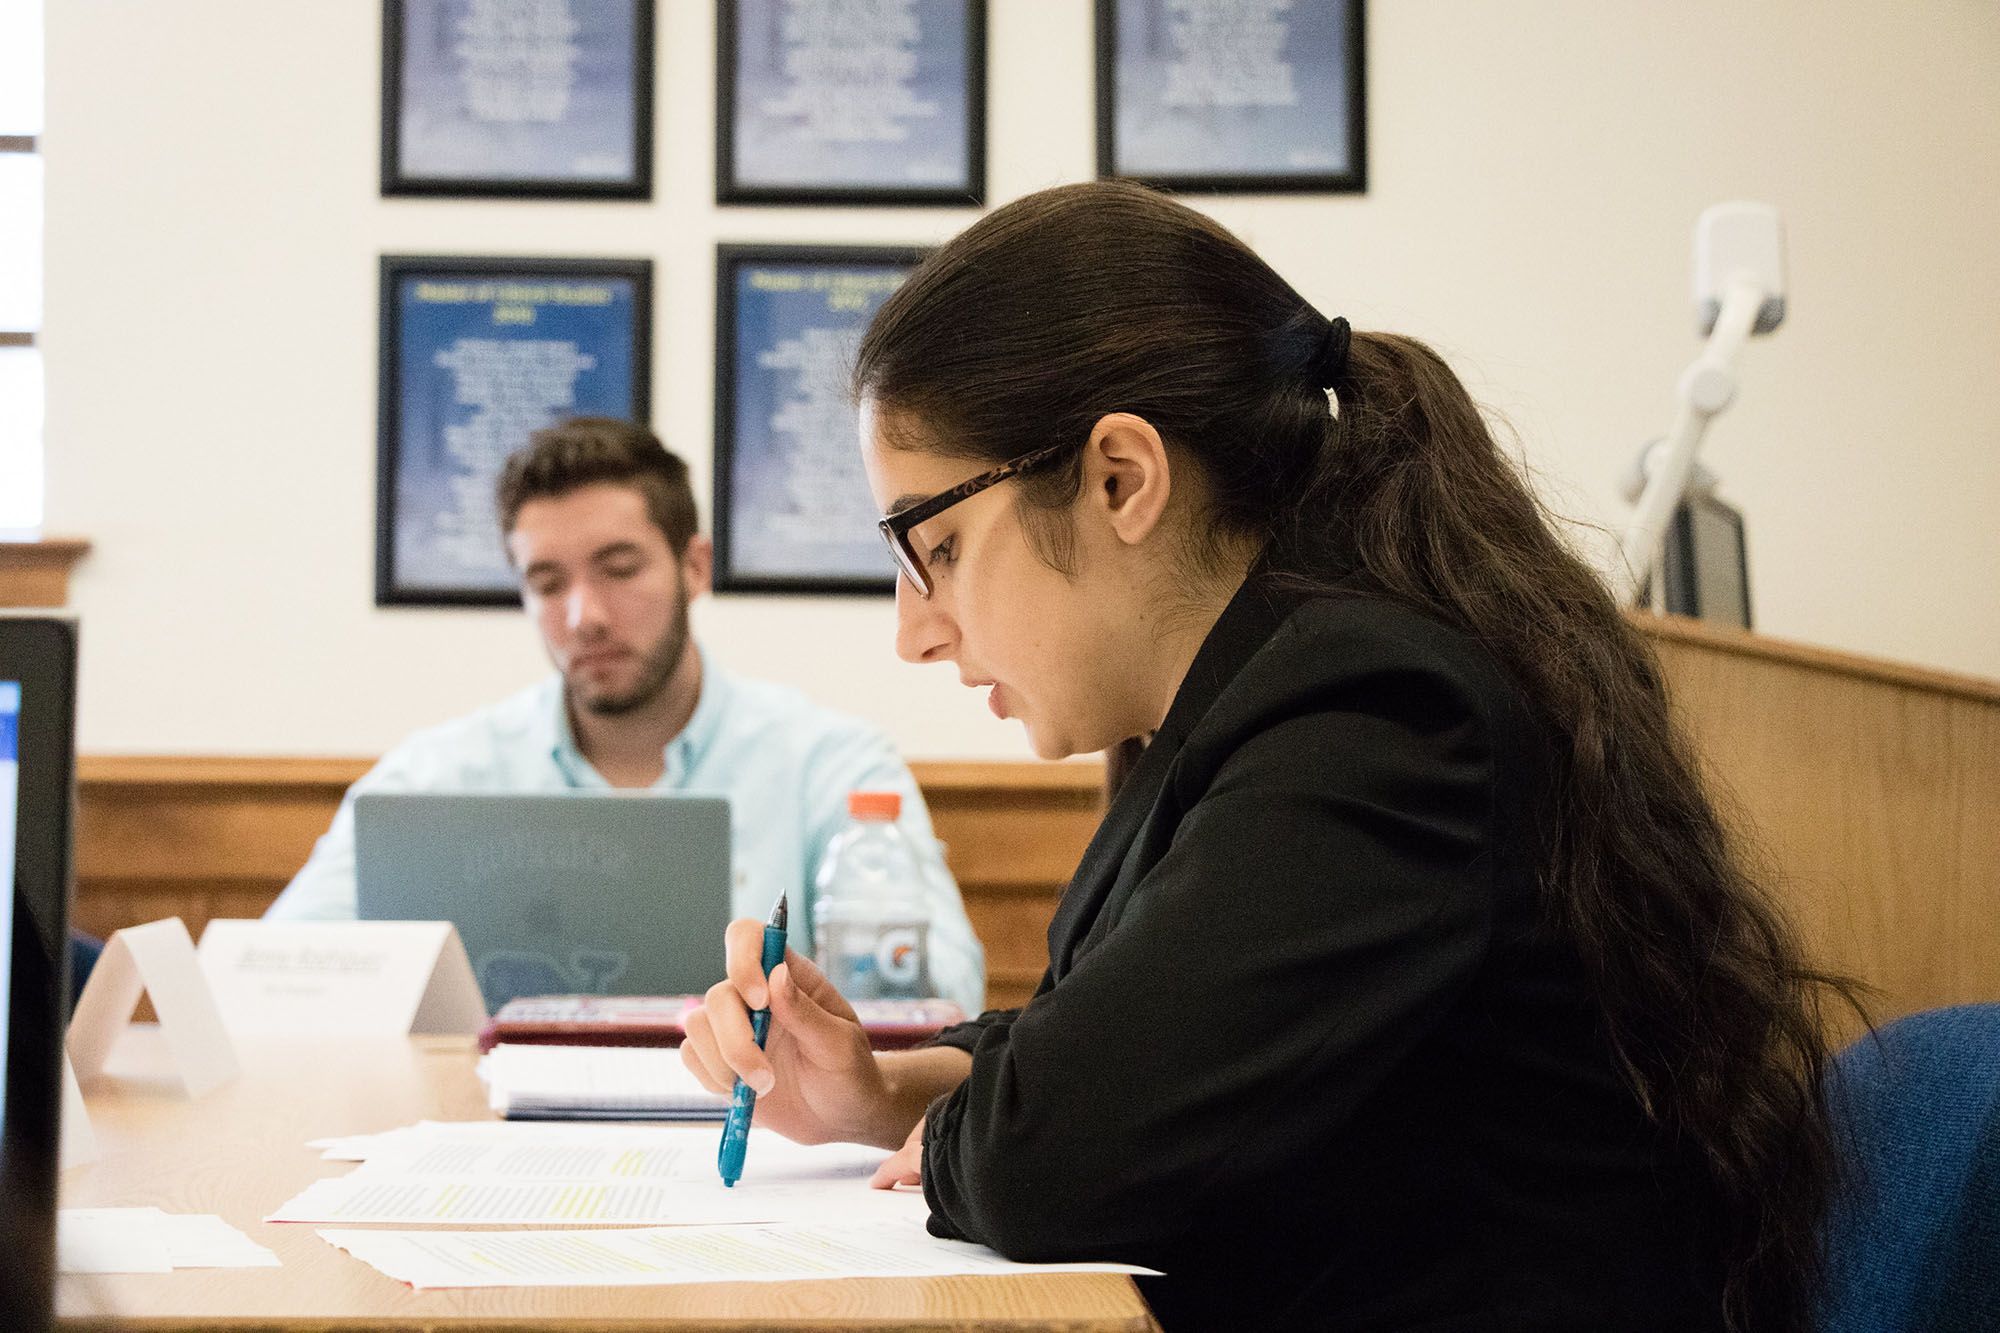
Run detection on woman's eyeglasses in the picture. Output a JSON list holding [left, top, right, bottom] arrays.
[[877, 440, 1072, 599]]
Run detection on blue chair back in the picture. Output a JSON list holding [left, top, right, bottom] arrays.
[[1819, 1003, 2000, 1333]]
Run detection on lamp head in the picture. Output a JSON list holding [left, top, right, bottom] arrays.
[[1695, 202, 1786, 335]]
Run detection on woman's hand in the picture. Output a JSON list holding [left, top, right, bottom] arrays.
[[870, 1115, 925, 1190], [680, 919, 900, 1148]]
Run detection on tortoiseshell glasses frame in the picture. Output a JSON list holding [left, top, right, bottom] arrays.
[[877, 440, 1073, 599]]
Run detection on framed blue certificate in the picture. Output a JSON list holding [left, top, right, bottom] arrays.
[[718, 0, 985, 205], [1098, 0, 1366, 194], [377, 256, 653, 606], [713, 245, 926, 594], [382, 0, 654, 198]]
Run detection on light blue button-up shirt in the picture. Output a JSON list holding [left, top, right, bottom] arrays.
[[266, 653, 985, 1013]]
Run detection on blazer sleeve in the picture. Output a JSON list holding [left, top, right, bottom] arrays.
[[927, 964, 1055, 1055], [920, 663, 1499, 1264]]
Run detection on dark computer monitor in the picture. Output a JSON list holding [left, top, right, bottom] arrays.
[[0, 615, 77, 1333], [1660, 493, 1753, 630]]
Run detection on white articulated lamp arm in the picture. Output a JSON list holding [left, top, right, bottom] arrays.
[[1613, 203, 1786, 609]]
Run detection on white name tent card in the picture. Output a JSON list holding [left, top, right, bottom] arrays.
[[196, 920, 486, 1038], [66, 917, 239, 1098]]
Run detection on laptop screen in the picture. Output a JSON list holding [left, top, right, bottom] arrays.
[[0, 681, 17, 1145], [0, 618, 72, 1333]]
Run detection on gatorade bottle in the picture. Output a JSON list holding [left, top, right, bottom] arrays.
[[813, 791, 934, 1001]]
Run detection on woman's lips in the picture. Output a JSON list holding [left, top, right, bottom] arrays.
[[968, 680, 1008, 719]]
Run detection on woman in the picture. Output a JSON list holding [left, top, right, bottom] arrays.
[[681, 181, 1853, 1331]]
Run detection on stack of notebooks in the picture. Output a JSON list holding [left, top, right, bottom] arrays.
[[475, 996, 968, 1123], [478, 1044, 731, 1122]]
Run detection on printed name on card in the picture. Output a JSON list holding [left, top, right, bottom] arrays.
[[197, 920, 487, 1037]]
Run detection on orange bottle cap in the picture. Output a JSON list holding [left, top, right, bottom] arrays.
[[847, 790, 903, 820]]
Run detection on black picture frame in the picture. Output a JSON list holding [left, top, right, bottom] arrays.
[[713, 243, 929, 595], [381, 0, 655, 200], [376, 254, 653, 608], [716, 0, 986, 206], [1096, 0, 1366, 195]]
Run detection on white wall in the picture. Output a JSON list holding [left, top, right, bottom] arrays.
[[42, 1, 2000, 760]]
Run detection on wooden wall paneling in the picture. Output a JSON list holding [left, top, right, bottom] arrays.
[[1642, 619, 2000, 1033], [71, 757, 1104, 1012], [69, 620, 2000, 1029], [0, 536, 92, 606], [73, 758, 368, 944], [909, 762, 1100, 1010]]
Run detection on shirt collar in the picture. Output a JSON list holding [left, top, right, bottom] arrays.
[[669, 648, 729, 782], [547, 646, 730, 789]]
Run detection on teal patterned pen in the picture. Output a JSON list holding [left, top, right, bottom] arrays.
[[717, 892, 787, 1188]]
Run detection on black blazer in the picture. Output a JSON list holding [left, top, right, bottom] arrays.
[[923, 577, 1720, 1331]]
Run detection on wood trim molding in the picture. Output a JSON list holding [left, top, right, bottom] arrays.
[[0, 536, 92, 608], [72, 754, 1104, 794], [912, 759, 1105, 795], [1630, 610, 2000, 706], [78, 754, 370, 787]]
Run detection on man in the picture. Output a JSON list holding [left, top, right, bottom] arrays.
[[267, 418, 985, 1013]]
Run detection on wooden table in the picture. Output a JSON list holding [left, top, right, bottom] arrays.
[[57, 1029, 1160, 1331]]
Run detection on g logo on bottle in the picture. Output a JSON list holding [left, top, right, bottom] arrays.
[[875, 927, 921, 986]]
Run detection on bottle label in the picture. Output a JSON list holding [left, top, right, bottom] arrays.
[[875, 926, 922, 988]]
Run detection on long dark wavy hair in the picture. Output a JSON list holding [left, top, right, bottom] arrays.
[[856, 180, 1863, 1332]]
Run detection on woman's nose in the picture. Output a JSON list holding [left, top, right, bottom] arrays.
[[893, 576, 955, 664]]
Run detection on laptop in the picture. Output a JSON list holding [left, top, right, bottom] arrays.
[[0, 615, 77, 1333], [354, 792, 731, 1013]]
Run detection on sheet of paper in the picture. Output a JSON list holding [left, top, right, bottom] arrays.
[[58, 1208, 279, 1273], [312, 1119, 670, 1162], [269, 1123, 907, 1227], [67, 918, 240, 1097], [269, 1163, 920, 1227], [159, 1214, 283, 1269], [359, 1136, 699, 1181], [197, 920, 484, 1037], [58, 1208, 173, 1274], [319, 1217, 1161, 1289]]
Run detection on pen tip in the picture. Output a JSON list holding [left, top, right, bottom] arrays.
[[772, 892, 789, 930]]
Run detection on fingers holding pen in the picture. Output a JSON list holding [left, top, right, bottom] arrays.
[[701, 975, 775, 1096], [724, 916, 777, 1009], [677, 1004, 735, 1095], [765, 954, 868, 1072]]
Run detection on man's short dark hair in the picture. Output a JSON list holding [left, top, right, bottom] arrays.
[[496, 417, 699, 555]]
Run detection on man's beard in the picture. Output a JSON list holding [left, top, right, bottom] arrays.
[[573, 586, 692, 717]]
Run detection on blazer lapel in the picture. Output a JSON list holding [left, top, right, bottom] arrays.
[[1044, 573, 1301, 978], [1045, 723, 1184, 978]]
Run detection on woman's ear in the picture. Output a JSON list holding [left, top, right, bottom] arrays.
[[1080, 413, 1172, 547]]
